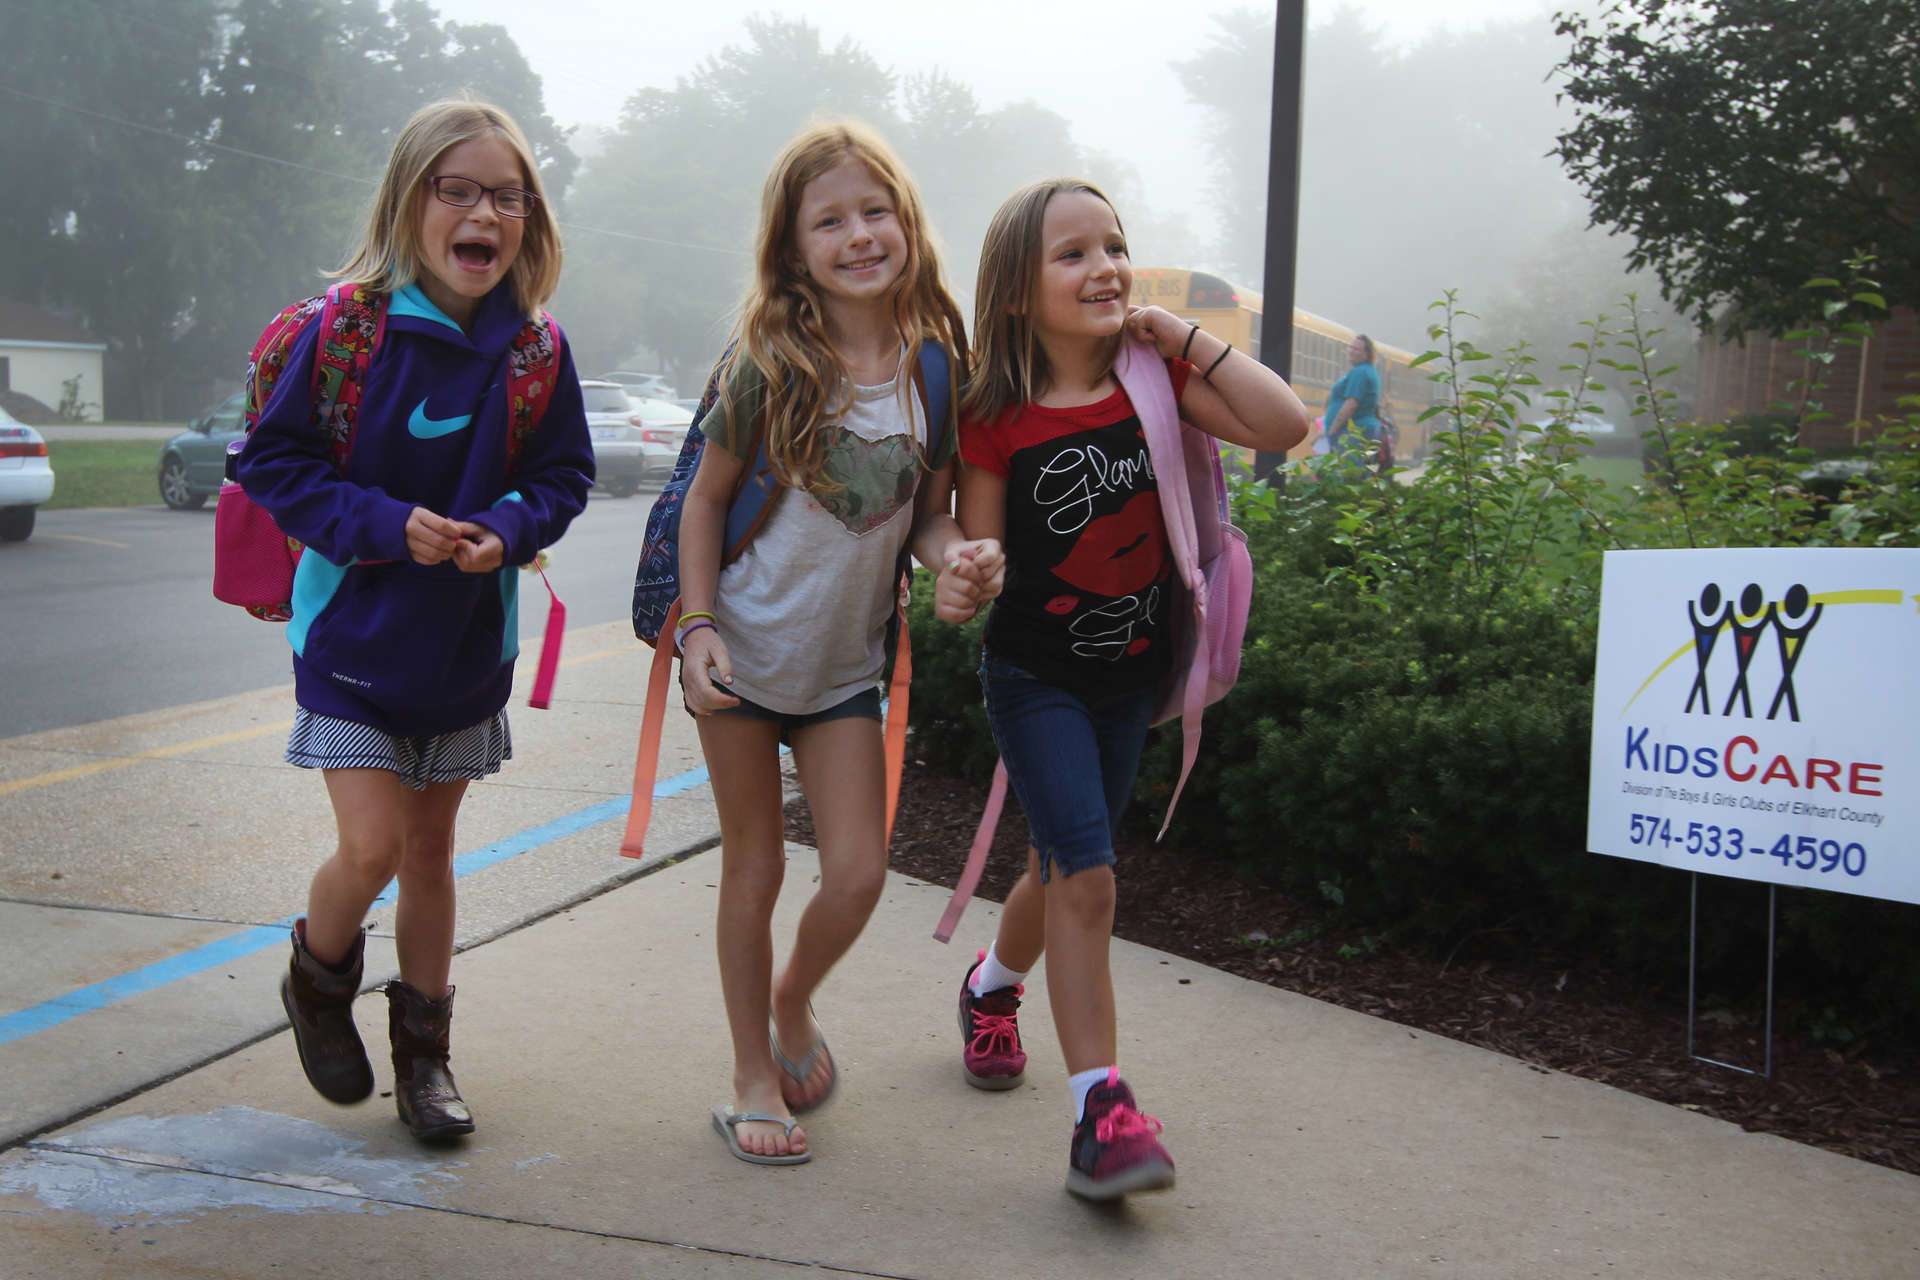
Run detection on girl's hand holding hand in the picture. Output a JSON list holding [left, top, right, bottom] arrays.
[[935, 539, 1005, 623], [406, 507, 464, 565], [451, 523, 505, 573], [679, 627, 741, 715], [934, 566, 982, 623], [1126, 305, 1190, 359]]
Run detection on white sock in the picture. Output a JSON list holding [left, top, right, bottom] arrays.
[[969, 943, 1029, 997], [1070, 1066, 1116, 1124]]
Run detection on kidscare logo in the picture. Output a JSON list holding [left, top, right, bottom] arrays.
[[1683, 581, 1821, 721], [1610, 581, 1912, 800], [1622, 584, 1912, 722]]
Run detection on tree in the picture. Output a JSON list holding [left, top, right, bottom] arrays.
[[1475, 220, 1696, 425], [1172, 8, 1589, 348], [0, 0, 222, 418], [1, 0, 566, 416], [183, 0, 573, 405], [556, 18, 1089, 382], [1171, 7, 1281, 285], [897, 77, 1084, 312], [1552, 0, 1920, 334]]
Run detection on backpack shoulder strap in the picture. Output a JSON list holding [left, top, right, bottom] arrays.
[[311, 283, 388, 469], [244, 294, 327, 430], [505, 311, 564, 473], [912, 341, 953, 460], [1115, 339, 1200, 586], [720, 350, 781, 563]]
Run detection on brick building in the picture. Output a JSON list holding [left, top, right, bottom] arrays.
[[1695, 307, 1920, 449]]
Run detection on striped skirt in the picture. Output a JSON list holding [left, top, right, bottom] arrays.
[[285, 708, 512, 791]]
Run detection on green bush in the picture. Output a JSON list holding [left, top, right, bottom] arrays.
[[906, 278, 1920, 1043]]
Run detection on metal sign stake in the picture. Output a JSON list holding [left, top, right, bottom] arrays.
[[1686, 872, 1777, 1079]]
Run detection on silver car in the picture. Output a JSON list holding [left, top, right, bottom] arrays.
[[583, 382, 693, 497]]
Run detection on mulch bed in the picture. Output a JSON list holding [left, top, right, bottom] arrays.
[[785, 759, 1919, 1177]]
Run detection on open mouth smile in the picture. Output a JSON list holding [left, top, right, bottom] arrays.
[[452, 241, 498, 273]]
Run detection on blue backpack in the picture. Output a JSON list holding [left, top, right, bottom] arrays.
[[620, 343, 953, 860]]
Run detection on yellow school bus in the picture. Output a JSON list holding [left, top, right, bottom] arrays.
[[1129, 267, 1436, 461]]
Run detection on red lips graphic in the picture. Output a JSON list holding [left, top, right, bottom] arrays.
[[1051, 492, 1167, 595]]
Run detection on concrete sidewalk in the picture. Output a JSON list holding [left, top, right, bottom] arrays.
[[3, 837, 1917, 1277]]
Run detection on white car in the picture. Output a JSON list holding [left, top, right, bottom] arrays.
[[601, 370, 676, 400], [0, 408, 54, 541], [630, 396, 694, 478], [582, 382, 693, 497]]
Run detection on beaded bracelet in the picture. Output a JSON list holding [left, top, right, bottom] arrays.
[[1203, 343, 1233, 381]]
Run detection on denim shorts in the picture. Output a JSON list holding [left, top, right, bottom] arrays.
[[688, 684, 882, 744], [979, 654, 1155, 882]]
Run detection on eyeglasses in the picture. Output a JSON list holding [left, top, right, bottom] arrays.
[[428, 176, 538, 219]]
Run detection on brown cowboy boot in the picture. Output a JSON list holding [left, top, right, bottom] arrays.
[[280, 920, 374, 1105], [386, 980, 476, 1140]]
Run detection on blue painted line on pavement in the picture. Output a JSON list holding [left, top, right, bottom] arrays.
[[0, 763, 716, 1047]]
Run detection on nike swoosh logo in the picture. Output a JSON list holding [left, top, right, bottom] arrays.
[[408, 399, 472, 439]]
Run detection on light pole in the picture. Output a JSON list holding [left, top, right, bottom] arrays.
[[1254, 1, 1307, 483]]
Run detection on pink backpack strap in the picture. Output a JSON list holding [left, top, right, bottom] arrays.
[[934, 761, 1010, 943], [527, 563, 566, 710], [1113, 340, 1209, 838]]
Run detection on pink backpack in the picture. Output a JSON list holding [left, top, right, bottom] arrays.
[[933, 338, 1253, 940]]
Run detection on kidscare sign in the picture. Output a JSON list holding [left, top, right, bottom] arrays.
[[1586, 549, 1920, 905]]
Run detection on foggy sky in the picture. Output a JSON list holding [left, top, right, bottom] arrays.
[[438, 0, 1568, 262]]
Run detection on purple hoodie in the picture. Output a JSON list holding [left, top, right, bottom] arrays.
[[237, 280, 594, 735]]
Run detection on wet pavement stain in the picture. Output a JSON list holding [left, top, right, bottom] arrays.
[[0, 1106, 458, 1224]]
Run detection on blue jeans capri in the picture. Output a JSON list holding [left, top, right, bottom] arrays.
[[979, 654, 1155, 883]]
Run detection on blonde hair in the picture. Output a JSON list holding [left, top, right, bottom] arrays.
[[718, 120, 967, 492], [963, 179, 1125, 427], [331, 99, 562, 318]]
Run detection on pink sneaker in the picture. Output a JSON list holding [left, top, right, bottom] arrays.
[[958, 951, 1027, 1090], [1066, 1070, 1175, 1200]]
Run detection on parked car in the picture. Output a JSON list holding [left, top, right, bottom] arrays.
[[0, 407, 55, 541], [583, 380, 692, 496], [600, 370, 676, 400], [630, 396, 695, 476], [158, 391, 246, 510], [582, 380, 647, 497]]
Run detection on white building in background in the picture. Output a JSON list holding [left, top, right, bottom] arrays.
[[0, 302, 107, 423]]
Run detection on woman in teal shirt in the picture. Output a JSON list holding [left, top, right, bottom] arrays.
[[1324, 334, 1381, 458]]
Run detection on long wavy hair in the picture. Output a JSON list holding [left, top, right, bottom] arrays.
[[718, 121, 967, 492], [963, 179, 1124, 427], [331, 99, 562, 318]]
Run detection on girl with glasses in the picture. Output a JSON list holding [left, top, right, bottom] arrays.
[[235, 100, 594, 1143]]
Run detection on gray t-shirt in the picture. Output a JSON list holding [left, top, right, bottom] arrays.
[[703, 356, 954, 715]]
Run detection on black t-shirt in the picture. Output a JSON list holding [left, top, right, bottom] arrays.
[[959, 359, 1192, 699]]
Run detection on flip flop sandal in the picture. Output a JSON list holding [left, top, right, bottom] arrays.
[[711, 1105, 810, 1166], [769, 1008, 838, 1114]]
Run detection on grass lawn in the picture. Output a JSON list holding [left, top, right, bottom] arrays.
[[45, 440, 163, 510]]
